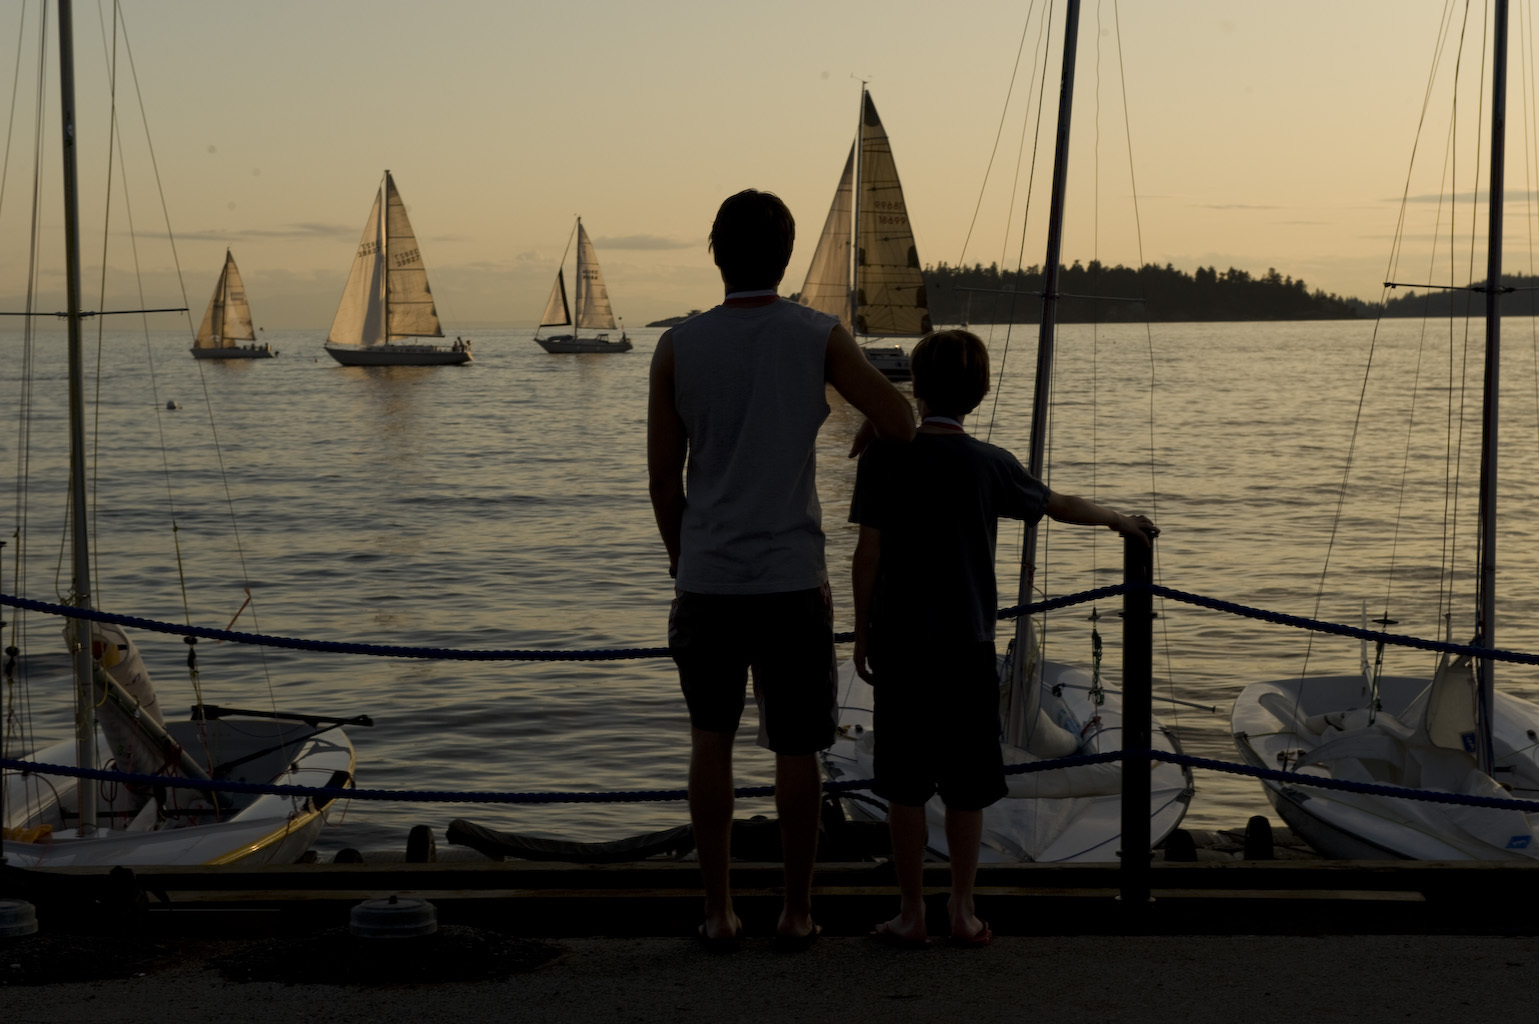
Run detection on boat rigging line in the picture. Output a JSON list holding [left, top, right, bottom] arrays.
[[0, 307, 188, 316]]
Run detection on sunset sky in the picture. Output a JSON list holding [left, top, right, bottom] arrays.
[[0, 1, 1531, 329]]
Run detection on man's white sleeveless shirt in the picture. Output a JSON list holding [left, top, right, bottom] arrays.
[[670, 300, 835, 595]]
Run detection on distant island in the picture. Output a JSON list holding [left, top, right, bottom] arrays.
[[911, 261, 1367, 323], [646, 310, 702, 327]]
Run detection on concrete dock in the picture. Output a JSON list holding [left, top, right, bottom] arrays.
[[4, 853, 1539, 1022], [6, 931, 1536, 1024]]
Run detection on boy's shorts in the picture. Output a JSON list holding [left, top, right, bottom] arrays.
[[669, 585, 837, 755], [870, 640, 1007, 811]]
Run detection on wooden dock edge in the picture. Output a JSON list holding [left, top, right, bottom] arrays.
[[5, 859, 1538, 938]]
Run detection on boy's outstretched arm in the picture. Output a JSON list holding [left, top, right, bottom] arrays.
[[1046, 491, 1159, 546]]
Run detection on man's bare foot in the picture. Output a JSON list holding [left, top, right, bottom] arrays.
[[776, 906, 820, 942], [701, 911, 742, 944]]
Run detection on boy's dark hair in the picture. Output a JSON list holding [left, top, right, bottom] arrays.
[[709, 190, 795, 290], [911, 329, 991, 418]]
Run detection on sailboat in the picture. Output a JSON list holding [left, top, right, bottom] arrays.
[[795, 88, 932, 382], [534, 218, 632, 353], [819, 2, 1192, 862], [2, 0, 362, 867], [189, 249, 275, 359], [1230, 0, 1539, 860], [323, 170, 471, 367]]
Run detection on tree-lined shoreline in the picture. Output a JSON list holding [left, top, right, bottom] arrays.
[[663, 262, 1539, 328], [917, 261, 1366, 324]]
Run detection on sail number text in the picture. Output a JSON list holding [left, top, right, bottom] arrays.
[[354, 242, 421, 267]]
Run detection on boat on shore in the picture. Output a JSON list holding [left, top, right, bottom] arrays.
[[189, 249, 274, 360], [1230, 0, 1539, 860], [2, 0, 364, 867], [323, 170, 471, 367], [535, 217, 631, 353]]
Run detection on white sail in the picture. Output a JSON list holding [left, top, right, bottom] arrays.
[[327, 172, 441, 347], [796, 146, 854, 326], [541, 269, 572, 327], [384, 172, 442, 340], [328, 187, 387, 347], [194, 250, 256, 348], [573, 220, 618, 331], [855, 93, 932, 337]]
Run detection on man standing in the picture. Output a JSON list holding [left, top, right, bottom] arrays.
[[647, 190, 914, 950]]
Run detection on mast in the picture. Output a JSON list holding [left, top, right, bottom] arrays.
[[1475, 0, 1508, 776], [1017, 0, 1082, 606], [380, 170, 390, 343], [216, 250, 229, 342], [851, 84, 865, 335], [58, 0, 97, 832]]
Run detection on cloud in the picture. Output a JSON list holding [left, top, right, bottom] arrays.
[[174, 222, 356, 242], [592, 234, 694, 251], [1190, 202, 1283, 211]]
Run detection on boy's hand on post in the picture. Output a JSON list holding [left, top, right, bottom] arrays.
[[1112, 513, 1159, 545]]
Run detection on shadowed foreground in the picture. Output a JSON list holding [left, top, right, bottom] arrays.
[[2, 932, 1532, 1024]]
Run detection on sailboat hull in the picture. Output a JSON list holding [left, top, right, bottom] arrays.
[[2, 718, 356, 867], [191, 344, 276, 360], [324, 342, 470, 366], [861, 344, 911, 382], [820, 658, 1192, 862], [1232, 674, 1539, 860], [535, 335, 632, 354]]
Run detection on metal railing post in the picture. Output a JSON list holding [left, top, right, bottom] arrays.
[[1119, 534, 1154, 906]]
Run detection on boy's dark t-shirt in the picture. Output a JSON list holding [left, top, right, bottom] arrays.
[[850, 432, 1049, 647]]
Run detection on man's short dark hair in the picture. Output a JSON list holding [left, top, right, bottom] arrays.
[[709, 190, 795, 290], [911, 330, 991, 418]]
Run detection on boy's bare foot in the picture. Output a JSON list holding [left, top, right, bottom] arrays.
[[950, 918, 993, 947], [947, 897, 987, 943], [869, 914, 929, 949]]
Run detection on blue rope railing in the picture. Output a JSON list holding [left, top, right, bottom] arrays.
[[7, 748, 1539, 814], [0, 752, 1124, 806], [8, 583, 1539, 820], [0, 589, 1117, 659], [1149, 584, 1539, 665], [2, 585, 1527, 662]]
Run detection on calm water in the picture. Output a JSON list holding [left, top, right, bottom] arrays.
[[6, 318, 1539, 857]]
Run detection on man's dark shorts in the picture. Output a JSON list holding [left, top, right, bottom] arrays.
[[669, 585, 837, 755], [870, 640, 1007, 811]]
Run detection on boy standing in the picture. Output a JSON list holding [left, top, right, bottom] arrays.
[[850, 329, 1155, 947]]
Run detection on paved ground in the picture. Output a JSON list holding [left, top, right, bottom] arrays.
[[6, 931, 1534, 1023]]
